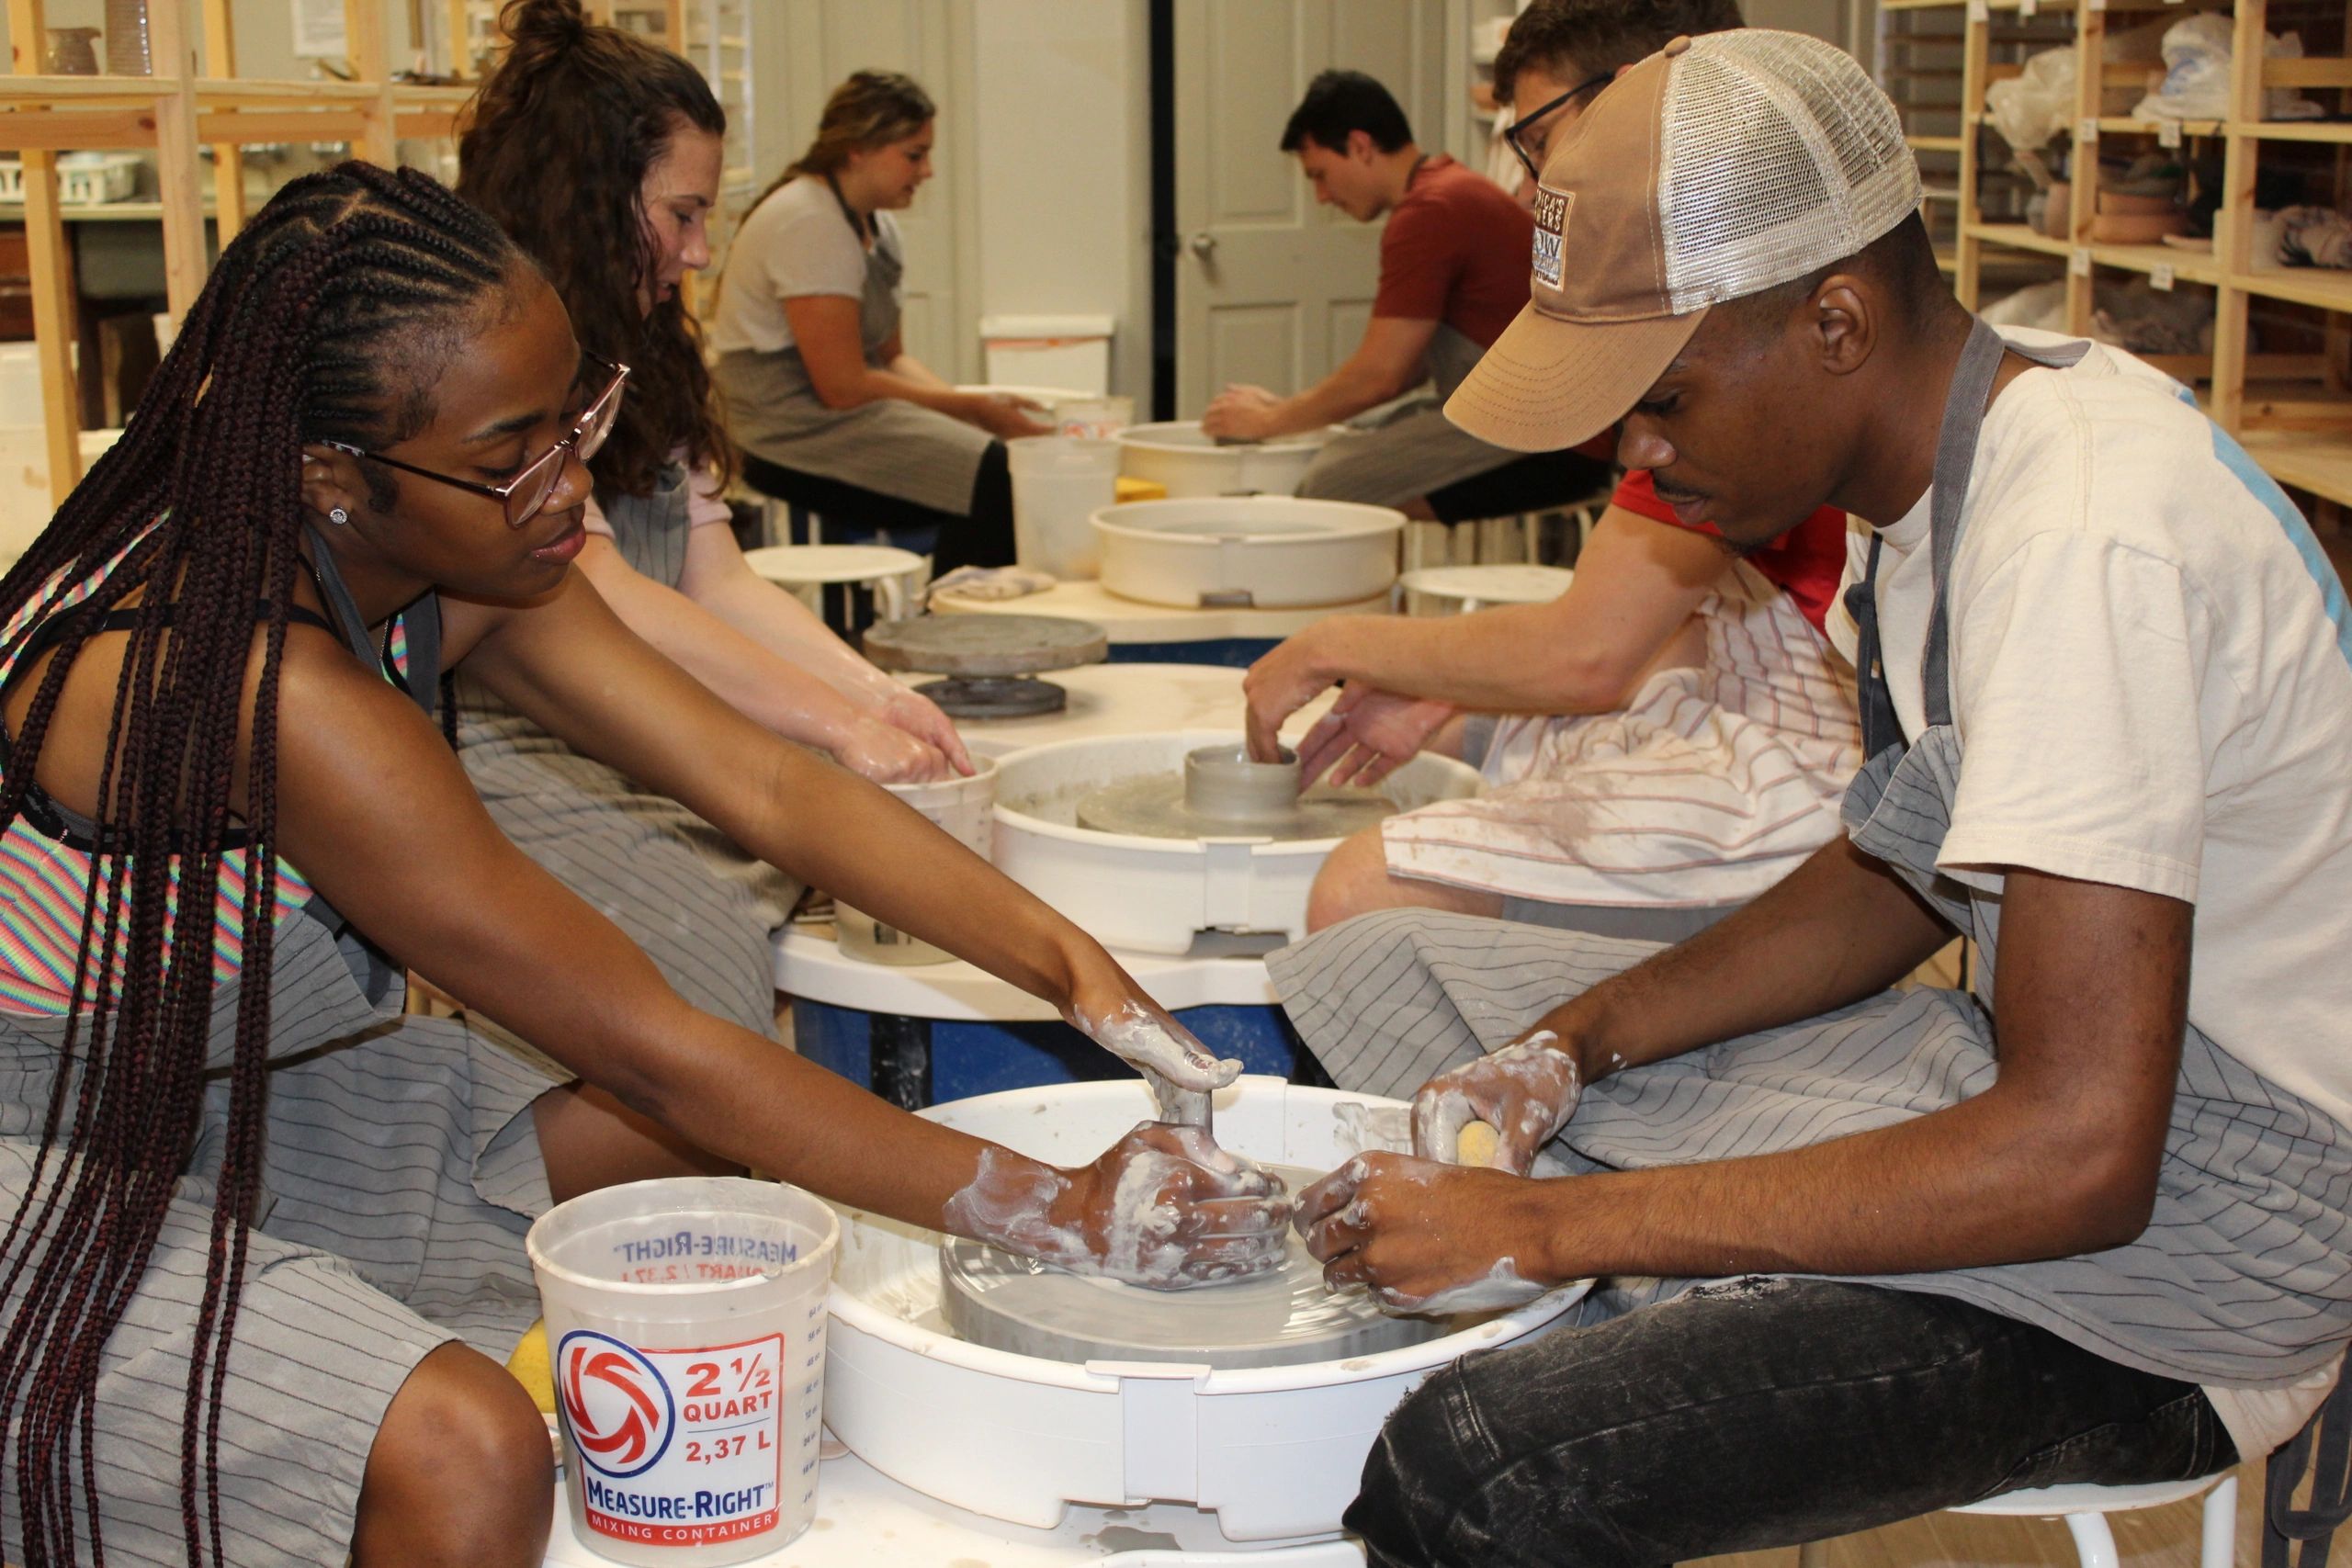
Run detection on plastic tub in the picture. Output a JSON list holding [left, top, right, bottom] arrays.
[[527, 1177, 841, 1565], [836, 758, 999, 966], [1091, 496, 1404, 609], [1006, 436, 1121, 580], [1115, 421, 1338, 498]]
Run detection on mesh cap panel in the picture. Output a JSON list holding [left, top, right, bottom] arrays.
[[1657, 31, 1921, 311]]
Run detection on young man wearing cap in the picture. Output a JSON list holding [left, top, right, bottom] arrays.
[[1276, 29, 2352, 1565], [1199, 70, 1609, 521], [1240, 0, 1862, 946]]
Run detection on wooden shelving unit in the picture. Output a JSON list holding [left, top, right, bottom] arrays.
[[4, 0, 753, 517], [2, 0, 471, 508], [1883, 0, 2352, 522]]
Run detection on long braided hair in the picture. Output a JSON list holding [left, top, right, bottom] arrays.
[[0, 162, 522, 1567]]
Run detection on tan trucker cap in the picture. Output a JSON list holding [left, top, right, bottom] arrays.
[[1446, 29, 1923, 453]]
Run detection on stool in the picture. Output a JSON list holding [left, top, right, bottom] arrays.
[[1794, 1472, 2237, 1568], [1396, 562, 1576, 615], [743, 544, 928, 634]]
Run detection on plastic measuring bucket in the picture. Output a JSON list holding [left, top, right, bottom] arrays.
[[527, 1177, 840, 1565], [1007, 435, 1120, 579], [837, 756, 998, 965]]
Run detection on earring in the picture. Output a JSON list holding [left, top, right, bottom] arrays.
[[328, 507, 349, 525]]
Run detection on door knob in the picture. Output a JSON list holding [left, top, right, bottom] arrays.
[[1188, 231, 1218, 257]]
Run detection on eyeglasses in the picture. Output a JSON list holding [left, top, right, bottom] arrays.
[[1505, 72, 1614, 184], [322, 352, 630, 529]]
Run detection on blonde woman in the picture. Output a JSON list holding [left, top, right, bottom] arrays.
[[714, 71, 1046, 571]]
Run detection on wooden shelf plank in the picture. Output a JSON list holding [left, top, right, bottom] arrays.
[[1969, 220, 2074, 258], [2238, 429, 2352, 507], [1908, 133, 1966, 152], [2090, 241, 2222, 285], [2238, 264, 2352, 313], [2226, 118, 2352, 143], [2095, 117, 2223, 138]]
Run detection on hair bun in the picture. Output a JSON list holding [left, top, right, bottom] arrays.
[[497, 0, 588, 51]]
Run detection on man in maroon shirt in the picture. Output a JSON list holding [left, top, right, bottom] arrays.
[[1202, 70, 1610, 521]]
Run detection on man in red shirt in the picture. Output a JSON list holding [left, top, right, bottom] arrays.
[[1201, 70, 1610, 520]]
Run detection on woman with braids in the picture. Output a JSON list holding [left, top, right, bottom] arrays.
[[0, 163, 1283, 1568], [452, 0, 967, 1055], [711, 69, 1046, 571]]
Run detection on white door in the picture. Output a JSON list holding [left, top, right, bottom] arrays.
[[1172, 0, 1456, 418], [757, 0, 982, 380]]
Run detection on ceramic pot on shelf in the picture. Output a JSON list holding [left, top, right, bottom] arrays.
[[44, 27, 100, 74]]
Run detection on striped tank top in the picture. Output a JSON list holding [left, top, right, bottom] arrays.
[[0, 536, 430, 1015]]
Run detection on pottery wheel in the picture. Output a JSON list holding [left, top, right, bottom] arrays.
[[863, 614, 1109, 678], [938, 1168, 1446, 1370], [1076, 774, 1396, 842]]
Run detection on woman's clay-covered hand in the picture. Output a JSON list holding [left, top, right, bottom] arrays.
[[1067, 990, 1244, 1108], [944, 1123, 1293, 1290], [831, 712, 953, 784], [1295, 1152, 1555, 1314], [1410, 1031, 1583, 1175], [873, 686, 975, 775], [964, 390, 1054, 441]]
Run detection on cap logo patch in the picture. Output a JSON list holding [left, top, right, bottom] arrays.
[[1531, 185, 1571, 289]]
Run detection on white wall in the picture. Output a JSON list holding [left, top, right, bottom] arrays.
[[964, 1, 1153, 408]]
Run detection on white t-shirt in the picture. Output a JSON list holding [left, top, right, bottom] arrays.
[[1829, 328, 2352, 1456], [709, 176, 900, 358]]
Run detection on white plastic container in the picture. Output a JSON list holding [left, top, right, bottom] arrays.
[[836, 758, 999, 966], [1006, 436, 1120, 580], [527, 1177, 841, 1566], [825, 1077, 1587, 1541], [55, 152, 139, 205], [989, 730, 1479, 954], [1115, 421, 1337, 499], [978, 314, 1114, 395], [1091, 496, 1405, 609]]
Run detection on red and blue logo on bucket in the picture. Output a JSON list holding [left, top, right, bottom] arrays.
[[558, 1330, 675, 1480]]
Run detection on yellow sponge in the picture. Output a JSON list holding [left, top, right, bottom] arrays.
[[1114, 476, 1168, 503], [1456, 1120, 1503, 1169], [506, 1319, 556, 1416]]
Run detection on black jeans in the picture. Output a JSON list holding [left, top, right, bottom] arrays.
[[1351, 1277, 2237, 1567], [1424, 448, 1612, 525]]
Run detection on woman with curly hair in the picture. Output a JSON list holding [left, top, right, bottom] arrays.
[[713, 69, 1045, 571], [0, 163, 1282, 1568], [451, 0, 974, 1056]]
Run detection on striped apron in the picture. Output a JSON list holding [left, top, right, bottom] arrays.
[[0, 542, 562, 1568], [1381, 558, 1860, 916], [713, 209, 991, 518], [1273, 320, 2352, 1414], [452, 468, 800, 1046], [1296, 323, 1544, 508]]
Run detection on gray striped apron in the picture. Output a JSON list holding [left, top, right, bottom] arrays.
[[1297, 322, 1547, 509], [713, 203, 990, 517], [452, 468, 798, 1045], [1, 540, 561, 1568], [1273, 319, 2352, 1393]]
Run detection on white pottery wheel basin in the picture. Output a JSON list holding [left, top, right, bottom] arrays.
[[824, 1077, 1588, 1542], [1114, 421, 1339, 500], [1091, 497, 1405, 609], [989, 728, 1480, 954]]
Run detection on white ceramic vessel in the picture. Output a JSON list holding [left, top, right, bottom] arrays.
[[1115, 421, 1338, 498], [823, 1077, 1587, 1543], [988, 729, 1479, 955], [1091, 497, 1405, 609]]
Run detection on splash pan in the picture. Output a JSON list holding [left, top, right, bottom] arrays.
[[825, 1077, 1588, 1543]]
